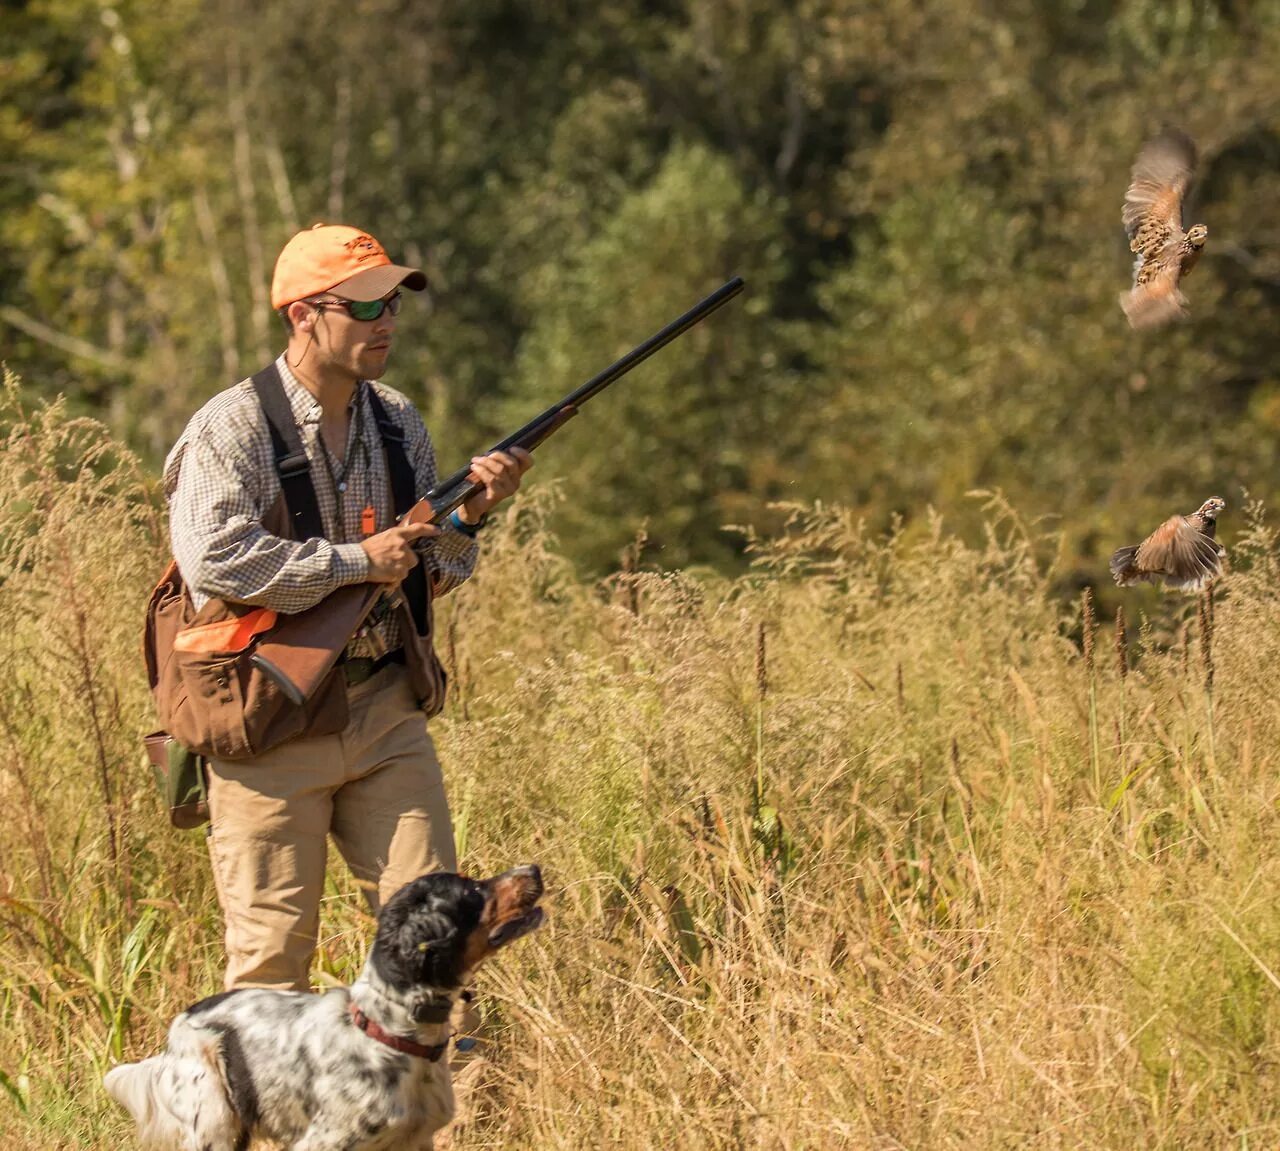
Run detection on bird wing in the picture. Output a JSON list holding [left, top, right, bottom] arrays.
[[1133, 513, 1224, 590], [1122, 130, 1197, 249]]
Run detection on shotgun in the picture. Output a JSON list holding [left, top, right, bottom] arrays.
[[249, 276, 746, 705]]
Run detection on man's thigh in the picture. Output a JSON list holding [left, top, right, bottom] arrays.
[[206, 734, 344, 990], [332, 667, 456, 910]]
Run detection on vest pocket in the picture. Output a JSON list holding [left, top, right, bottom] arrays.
[[174, 651, 252, 759]]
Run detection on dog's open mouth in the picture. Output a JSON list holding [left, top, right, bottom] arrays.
[[488, 905, 544, 947]]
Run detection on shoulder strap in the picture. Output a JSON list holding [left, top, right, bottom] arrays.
[[365, 385, 429, 636], [252, 363, 325, 542], [364, 385, 417, 519]]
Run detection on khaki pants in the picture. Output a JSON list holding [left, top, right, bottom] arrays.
[[206, 663, 455, 991]]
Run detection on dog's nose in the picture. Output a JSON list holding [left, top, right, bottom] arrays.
[[509, 864, 542, 892]]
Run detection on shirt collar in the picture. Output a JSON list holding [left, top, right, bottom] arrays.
[[274, 354, 368, 427]]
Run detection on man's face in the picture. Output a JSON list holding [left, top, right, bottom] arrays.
[[305, 292, 401, 381]]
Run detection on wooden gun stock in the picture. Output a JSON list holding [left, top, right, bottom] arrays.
[[249, 584, 384, 706], [248, 278, 745, 705]]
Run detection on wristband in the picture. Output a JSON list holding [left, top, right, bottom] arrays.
[[448, 508, 487, 537]]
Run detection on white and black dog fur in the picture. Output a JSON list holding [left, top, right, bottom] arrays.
[[104, 865, 544, 1151]]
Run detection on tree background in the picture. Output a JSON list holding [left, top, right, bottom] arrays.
[[3, 0, 1278, 584]]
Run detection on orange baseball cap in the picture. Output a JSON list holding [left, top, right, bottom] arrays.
[[270, 223, 427, 309]]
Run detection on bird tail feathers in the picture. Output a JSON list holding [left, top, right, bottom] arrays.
[[1110, 544, 1143, 586]]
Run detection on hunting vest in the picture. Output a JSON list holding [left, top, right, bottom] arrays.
[[144, 364, 447, 760]]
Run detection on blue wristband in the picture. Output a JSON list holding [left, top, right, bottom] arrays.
[[449, 508, 487, 537]]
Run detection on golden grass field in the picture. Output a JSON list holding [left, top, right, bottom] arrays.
[[3, 373, 1280, 1149]]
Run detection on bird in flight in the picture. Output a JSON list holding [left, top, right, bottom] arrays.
[[1119, 129, 1208, 329], [1110, 497, 1226, 591]]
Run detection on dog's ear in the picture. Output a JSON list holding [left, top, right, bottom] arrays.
[[407, 910, 459, 958], [372, 874, 487, 990]]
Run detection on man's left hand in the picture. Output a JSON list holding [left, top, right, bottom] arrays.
[[458, 448, 533, 524]]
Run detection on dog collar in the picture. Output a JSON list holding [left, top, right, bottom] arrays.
[[349, 1003, 449, 1062]]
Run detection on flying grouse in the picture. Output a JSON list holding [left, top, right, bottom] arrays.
[[1119, 130, 1208, 330], [1110, 498, 1226, 591]]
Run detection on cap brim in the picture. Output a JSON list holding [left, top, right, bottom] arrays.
[[331, 264, 427, 301]]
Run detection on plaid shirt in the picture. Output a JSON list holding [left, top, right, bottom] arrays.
[[163, 355, 478, 657]]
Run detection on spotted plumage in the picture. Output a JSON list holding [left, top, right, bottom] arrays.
[[1110, 498, 1226, 591], [1119, 129, 1208, 329], [104, 867, 545, 1151]]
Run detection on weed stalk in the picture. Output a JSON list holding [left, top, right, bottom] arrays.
[[1200, 585, 1216, 767], [1083, 588, 1100, 797]]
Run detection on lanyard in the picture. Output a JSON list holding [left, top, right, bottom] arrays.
[[321, 389, 371, 540]]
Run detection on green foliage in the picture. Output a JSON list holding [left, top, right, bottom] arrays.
[[2, 1, 1277, 578]]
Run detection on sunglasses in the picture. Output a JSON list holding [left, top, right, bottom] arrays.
[[311, 291, 403, 322]]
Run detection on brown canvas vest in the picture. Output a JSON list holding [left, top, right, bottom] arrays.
[[144, 366, 447, 761]]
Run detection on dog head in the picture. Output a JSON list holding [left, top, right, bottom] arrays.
[[370, 865, 545, 993]]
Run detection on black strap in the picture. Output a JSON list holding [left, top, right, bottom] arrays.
[[364, 386, 416, 519], [365, 386, 430, 637], [252, 363, 325, 542]]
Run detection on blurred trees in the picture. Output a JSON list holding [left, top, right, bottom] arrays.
[[2, 0, 1278, 579]]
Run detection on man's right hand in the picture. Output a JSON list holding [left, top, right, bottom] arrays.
[[360, 521, 440, 584]]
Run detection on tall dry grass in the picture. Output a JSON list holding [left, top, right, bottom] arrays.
[[3, 377, 1280, 1148]]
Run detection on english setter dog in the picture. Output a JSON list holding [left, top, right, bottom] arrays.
[[105, 865, 544, 1151]]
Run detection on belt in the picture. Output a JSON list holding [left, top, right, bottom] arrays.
[[342, 648, 406, 687]]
